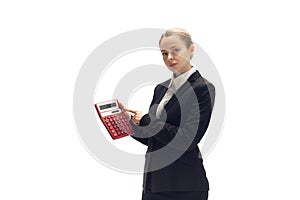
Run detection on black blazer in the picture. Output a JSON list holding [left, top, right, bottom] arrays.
[[130, 70, 215, 192]]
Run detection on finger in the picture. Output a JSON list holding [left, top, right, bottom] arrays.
[[118, 101, 134, 111], [123, 108, 138, 114], [119, 102, 132, 113], [118, 102, 125, 109]]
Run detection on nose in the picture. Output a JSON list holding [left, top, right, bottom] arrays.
[[167, 52, 174, 60]]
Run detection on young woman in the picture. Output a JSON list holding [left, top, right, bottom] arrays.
[[121, 28, 215, 200]]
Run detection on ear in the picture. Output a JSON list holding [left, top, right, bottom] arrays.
[[189, 44, 195, 59], [189, 44, 195, 53]]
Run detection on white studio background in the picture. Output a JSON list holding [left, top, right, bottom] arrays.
[[94, 49, 163, 155], [1, 1, 300, 200]]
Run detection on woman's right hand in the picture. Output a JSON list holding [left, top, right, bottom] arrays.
[[118, 102, 131, 120]]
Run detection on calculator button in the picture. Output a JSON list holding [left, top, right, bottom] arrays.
[[97, 106, 133, 139]]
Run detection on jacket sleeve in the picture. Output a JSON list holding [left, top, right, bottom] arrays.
[[131, 134, 149, 146], [130, 83, 215, 151], [129, 85, 161, 146]]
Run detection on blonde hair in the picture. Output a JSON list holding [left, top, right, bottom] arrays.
[[159, 28, 193, 48]]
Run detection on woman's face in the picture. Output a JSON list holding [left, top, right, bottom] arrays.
[[160, 35, 194, 75]]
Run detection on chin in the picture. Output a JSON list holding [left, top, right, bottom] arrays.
[[167, 67, 176, 72]]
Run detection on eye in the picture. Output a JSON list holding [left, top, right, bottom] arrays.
[[162, 52, 168, 57], [172, 48, 180, 54]]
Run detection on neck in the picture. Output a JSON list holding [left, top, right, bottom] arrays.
[[174, 64, 192, 76]]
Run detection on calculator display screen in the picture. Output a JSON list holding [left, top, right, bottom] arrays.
[[99, 103, 117, 110]]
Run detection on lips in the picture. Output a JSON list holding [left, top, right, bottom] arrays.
[[168, 63, 177, 67]]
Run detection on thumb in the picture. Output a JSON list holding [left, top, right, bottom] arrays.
[[118, 101, 138, 114], [118, 102, 126, 109]]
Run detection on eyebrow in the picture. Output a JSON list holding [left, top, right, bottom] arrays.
[[160, 45, 178, 52]]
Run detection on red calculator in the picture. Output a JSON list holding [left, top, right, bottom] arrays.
[[94, 99, 133, 140]]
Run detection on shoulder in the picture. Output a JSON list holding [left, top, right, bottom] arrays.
[[190, 72, 215, 104], [191, 71, 215, 92], [196, 77, 215, 93]]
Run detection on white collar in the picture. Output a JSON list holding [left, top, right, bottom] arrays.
[[168, 67, 196, 91]]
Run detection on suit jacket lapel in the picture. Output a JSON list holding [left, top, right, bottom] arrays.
[[164, 71, 201, 112], [153, 80, 170, 105]]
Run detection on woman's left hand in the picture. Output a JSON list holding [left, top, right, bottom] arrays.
[[130, 110, 144, 125], [118, 102, 144, 125]]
